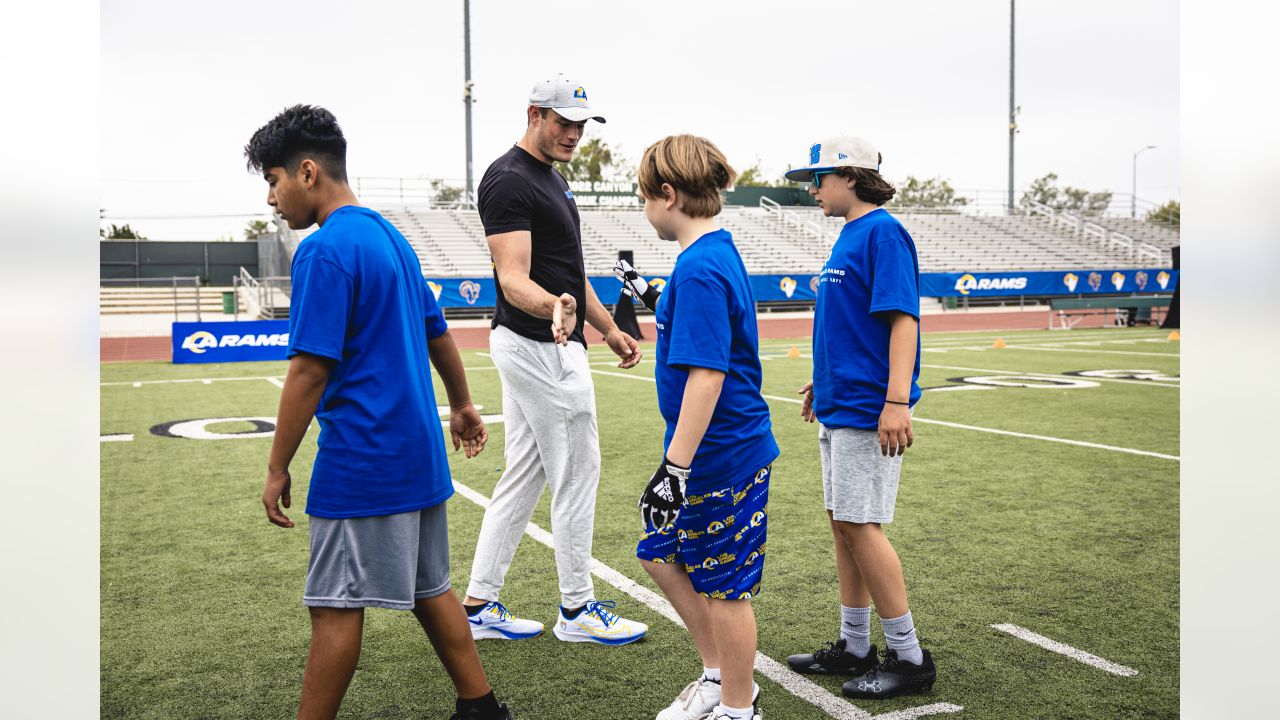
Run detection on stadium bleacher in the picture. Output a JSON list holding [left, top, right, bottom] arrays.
[[298, 204, 1177, 280]]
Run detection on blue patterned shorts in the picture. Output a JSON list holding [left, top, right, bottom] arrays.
[[636, 465, 771, 599]]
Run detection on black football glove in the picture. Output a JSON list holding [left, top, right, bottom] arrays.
[[638, 456, 691, 529], [613, 258, 662, 312]]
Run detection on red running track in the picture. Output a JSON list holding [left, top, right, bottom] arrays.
[[101, 309, 1124, 363]]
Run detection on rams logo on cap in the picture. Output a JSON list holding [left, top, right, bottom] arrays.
[[809, 143, 821, 165], [573, 86, 587, 104]]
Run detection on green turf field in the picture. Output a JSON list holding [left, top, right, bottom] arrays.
[[100, 327, 1179, 719]]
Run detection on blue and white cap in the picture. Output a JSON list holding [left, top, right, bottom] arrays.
[[528, 73, 606, 123], [783, 136, 880, 182]]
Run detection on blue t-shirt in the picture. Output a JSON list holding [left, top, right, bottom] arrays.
[[813, 208, 922, 430], [287, 205, 453, 518], [654, 229, 779, 488]]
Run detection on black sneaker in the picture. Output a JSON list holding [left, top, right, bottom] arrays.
[[449, 703, 513, 720], [787, 638, 879, 675], [841, 648, 936, 699]]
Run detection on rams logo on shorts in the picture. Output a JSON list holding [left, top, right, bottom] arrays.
[[745, 550, 760, 566], [656, 524, 674, 536], [677, 529, 687, 541], [738, 591, 753, 599], [750, 511, 765, 528], [709, 590, 729, 599], [702, 556, 719, 569], [755, 467, 770, 485], [707, 521, 725, 535]]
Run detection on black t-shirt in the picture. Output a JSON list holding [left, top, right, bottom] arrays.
[[477, 145, 587, 346]]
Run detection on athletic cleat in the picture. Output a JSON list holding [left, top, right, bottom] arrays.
[[552, 600, 648, 645], [448, 702, 513, 720], [787, 638, 879, 676], [656, 677, 721, 720], [466, 601, 544, 640], [841, 647, 937, 699]]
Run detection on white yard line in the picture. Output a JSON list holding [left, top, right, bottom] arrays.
[[912, 418, 1179, 461], [265, 377, 285, 389], [991, 624, 1138, 677], [922, 364, 1179, 389], [99, 434, 134, 442], [450, 479, 960, 719], [1004, 345, 1180, 358], [103, 375, 285, 387]]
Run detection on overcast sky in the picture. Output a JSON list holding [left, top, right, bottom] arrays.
[[101, 0, 1179, 240]]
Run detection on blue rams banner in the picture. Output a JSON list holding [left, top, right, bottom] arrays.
[[172, 320, 290, 364], [917, 269, 1179, 298], [361, 269, 1183, 311]]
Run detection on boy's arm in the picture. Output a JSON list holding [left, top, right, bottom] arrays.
[[879, 310, 918, 457], [584, 279, 642, 369], [665, 367, 726, 466], [263, 352, 332, 528], [638, 367, 725, 528], [427, 329, 488, 458]]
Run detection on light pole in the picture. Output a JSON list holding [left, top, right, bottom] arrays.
[[1131, 145, 1155, 218], [463, 0, 475, 208]]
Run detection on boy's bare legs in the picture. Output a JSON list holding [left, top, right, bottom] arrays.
[[829, 511, 872, 609], [705, 598, 757, 708], [833, 520, 908, 619], [411, 592, 493, 700], [298, 607, 364, 720], [642, 560, 719, 667]]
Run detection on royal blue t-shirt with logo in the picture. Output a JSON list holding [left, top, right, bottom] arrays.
[[813, 208, 922, 430], [654, 229, 779, 488], [287, 205, 453, 518]]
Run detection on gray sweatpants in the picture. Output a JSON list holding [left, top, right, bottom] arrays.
[[465, 325, 600, 607]]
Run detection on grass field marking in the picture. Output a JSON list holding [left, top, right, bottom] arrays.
[[266, 377, 284, 389], [102, 375, 288, 387], [100, 434, 134, 442], [451, 478, 960, 720], [991, 624, 1138, 677], [913, 418, 1178, 461], [1004, 345, 1180, 358], [869, 703, 965, 720], [593, 371, 1179, 461], [922, 364, 1179, 389]]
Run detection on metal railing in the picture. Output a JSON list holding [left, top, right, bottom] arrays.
[[759, 196, 838, 251], [237, 267, 292, 320], [99, 276, 204, 321]]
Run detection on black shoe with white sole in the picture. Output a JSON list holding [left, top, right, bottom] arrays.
[[787, 638, 880, 676], [841, 648, 937, 699]]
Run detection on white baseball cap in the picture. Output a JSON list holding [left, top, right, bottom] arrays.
[[528, 73, 606, 123], [783, 136, 880, 182]]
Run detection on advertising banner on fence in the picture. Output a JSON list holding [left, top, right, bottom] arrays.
[[918, 268, 1179, 297], [423, 269, 1179, 308], [172, 320, 290, 364]]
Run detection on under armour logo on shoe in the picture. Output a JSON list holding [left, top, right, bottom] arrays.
[[858, 680, 882, 693]]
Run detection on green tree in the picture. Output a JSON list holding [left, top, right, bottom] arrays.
[[1021, 172, 1113, 216], [558, 138, 632, 183], [737, 160, 801, 188], [892, 176, 969, 209], [1146, 199, 1179, 229], [244, 219, 272, 240], [430, 179, 463, 205], [105, 223, 146, 240]]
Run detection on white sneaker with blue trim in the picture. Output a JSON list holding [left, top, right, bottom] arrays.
[[552, 600, 648, 645], [467, 601, 544, 640]]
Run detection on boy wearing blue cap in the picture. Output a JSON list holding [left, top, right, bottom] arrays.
[[782, 137, 937, 699]]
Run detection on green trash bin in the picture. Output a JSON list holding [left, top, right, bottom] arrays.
[[945, 296, 957, 309], [222, 291, 236, 315]]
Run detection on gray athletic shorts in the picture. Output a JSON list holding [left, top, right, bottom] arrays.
[[819, 423, 904, 524], [303, 502, 451, 610]]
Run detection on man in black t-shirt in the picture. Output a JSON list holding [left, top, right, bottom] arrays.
[[460, 74, 650, 646]]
